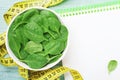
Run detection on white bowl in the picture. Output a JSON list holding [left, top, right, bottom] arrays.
[[6, 7, 68, 71]]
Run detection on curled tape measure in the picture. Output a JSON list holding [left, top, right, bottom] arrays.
[[49, 0, 64, 7], [0, 0, 83, 80], [4, 0, 64, 24]]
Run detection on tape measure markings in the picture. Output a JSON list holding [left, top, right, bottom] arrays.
[[18, 66, 29, 79], [0, 32, 6, 46], [49, 0, 64, 7], [4, 0, 51, 24]]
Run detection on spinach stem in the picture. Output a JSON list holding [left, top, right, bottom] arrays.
[[18, 52, 22, 59], [13, 21, 27, 31], [48, 31, 55, 39], [20, 60, 26, 62]]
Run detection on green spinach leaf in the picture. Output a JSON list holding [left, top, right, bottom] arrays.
[[30, 14, 43, 26], [22, 9, 39, 21], [40, 10, 57, 18], [44, 40, 64, 55], [21, 54, 48, 69], [59, 25, 68, 41], [40, 16, 58, 39], [24, 22, 47, 42], [8, 33, 21, 59], [14, 15, 23, 25], [15, 24, 28, 46], [24, 29, 47, 43], [19, 49, 29, 60], [108, 60, 118, 74], [24, 41, 43, 54], [24, 21, 43, 35], [48, 54, 62, 63], [48, 17, 61, 34]]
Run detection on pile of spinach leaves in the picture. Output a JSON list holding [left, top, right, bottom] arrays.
[[8, 8, 68, 69]]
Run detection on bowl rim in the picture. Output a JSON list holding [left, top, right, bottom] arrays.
[[6, 7, 69, 71]]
